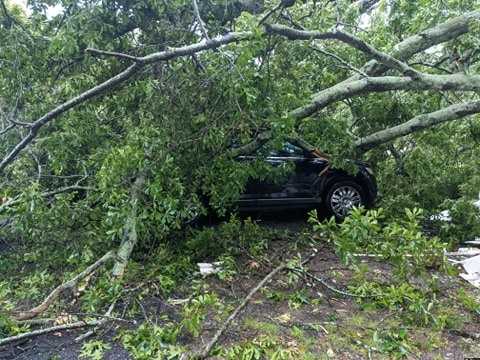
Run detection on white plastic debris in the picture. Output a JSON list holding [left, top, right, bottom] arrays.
[[430, 209, 452, 222], [447, 243, 480, 288], [465, 239, 480, 245], [460, 255, 480, 274], [450, 253, 480, 289], [197, 262, 223, 276], [446, 247, 480, 258], [473, 193, 480, 209], [459, 273, 480, 288]]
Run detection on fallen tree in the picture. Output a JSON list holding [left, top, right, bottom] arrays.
[[1, 2, 479, 350], [0, 10, 479, 173]]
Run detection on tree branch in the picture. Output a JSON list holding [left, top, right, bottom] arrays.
[[0, 31, 252, 174], [0, 123, 15, 136], [355, 101, 480, 150], [85, 48, 141, 62], [290, 74, 480, 120], [192, 0, 210, 40], [13, 251, 115, 321], [0, 184, 93, 213], [309, 45, 368, 77], [0, 320, 102, 347], [112, 174, 145, 278], [228, 131, 272, 158], [267, 24, 420, 77], [345, 11, 480, 82]]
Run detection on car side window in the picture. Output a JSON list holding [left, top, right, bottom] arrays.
[[268, 143, 307, 157], [280, 143, 305, 157]]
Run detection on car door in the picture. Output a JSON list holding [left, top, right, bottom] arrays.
[[273, 143, 327, 199], [239, 143, 327, 201], [239, 152, 288, 200]]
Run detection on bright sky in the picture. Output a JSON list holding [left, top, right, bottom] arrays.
[[10, 0, 63, 18]]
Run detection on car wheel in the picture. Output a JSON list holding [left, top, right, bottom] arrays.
[[324, 180, 365, 219]]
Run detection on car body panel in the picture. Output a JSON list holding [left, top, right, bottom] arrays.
[[235, 143, 377, 212]]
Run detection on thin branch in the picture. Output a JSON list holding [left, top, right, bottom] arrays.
[[0, 123, 15, 136], [74, 299, 119, 343], [0, 320, 102, 347], [192, 0, 210, 40], [193, 250, 319, 359], [309, 45, 368, 77], [85, 48, 141, 62], [409, 61, 452, 74], [0, 184, 93, 213], [228, 131, 272, 158], [295, 268, 365, 297], [259, 2, 283, 25]]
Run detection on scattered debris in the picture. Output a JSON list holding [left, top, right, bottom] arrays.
[[446, 248, 480, 257], [430, 209, 452, 222], [466, 239, 480, 245], [448, 246, 480, 289], [197, 262, 223, 276]]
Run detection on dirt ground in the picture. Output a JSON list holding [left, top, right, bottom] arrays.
[[1, 211, 480, 360]]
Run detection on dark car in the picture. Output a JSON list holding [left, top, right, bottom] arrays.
[[236, 142, 377, 218]]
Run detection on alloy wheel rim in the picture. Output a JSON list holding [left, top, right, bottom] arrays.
[[330, 185, 362, 217]]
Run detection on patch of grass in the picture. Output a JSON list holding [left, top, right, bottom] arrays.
[[243, 318, 279, 335]]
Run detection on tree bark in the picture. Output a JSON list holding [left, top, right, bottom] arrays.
[[111, 174, 146, 278], [355, 101, 480, 150], [13, 251, 115, 321], [291, 74, 480, 120]]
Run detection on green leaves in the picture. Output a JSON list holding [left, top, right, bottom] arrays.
[[310, 207, 447, 278]]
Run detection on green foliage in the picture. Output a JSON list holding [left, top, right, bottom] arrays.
[[372, 328, 412, 358], [310, 208, 447, 278], [121, 322, 184, 360], [181, 291, 222, 337], [222, 335, 298, 360], [1, 2, 480, 358], [80, 340, 111, 360], [185, 216, 271, 260], [456, 288, 480, 316]]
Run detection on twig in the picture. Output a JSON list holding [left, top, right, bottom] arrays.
[[13, 251, 115, 320], [259, 2, 282, 25], [67, 312, 133, 324], [0, 183, 93, 213], [0, 123, 15, 136], [309, 44, 368, 77], [74, 300, 118, 343], [0, 320, 101, 347], [14, 318, 56, 326], [293, 268, 366, 298]]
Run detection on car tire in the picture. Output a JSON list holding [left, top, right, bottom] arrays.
[[324, 179, 366, 219]]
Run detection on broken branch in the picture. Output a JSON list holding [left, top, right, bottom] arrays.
[[193, 249, 319, 359], [0, 320, 102, 347], [13, 251, 115, 321]]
